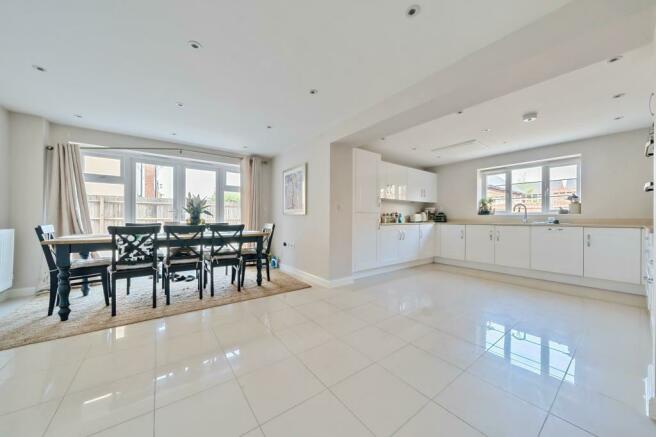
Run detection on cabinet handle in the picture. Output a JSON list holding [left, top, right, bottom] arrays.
[[489, 230, 493, 241], [586, 234, 591, 247], [496, 230, 500, 241], [460, 229, 464, 239]]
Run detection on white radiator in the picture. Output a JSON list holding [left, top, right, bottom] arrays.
[[0, 229, 14, 292]]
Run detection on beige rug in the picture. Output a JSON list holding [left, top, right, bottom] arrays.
[[0, 269, 310, 351]]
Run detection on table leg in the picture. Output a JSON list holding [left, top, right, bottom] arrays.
[[80, 251, 90, 296], [256, 237, 263, 286], [56, 245, 72, 321]]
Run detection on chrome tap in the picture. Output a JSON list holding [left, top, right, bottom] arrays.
[[513, 203, 528, 224]]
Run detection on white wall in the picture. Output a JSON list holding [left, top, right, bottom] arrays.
[[0, 107, 9, 228], [329, 144, 353, 281], [434, 129, 652, 220]]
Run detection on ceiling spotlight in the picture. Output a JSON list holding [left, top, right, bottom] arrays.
[[481, 128, 491, 133], [522, 111, 538, 123], [243, 146, 248, 149], [406, 5, 421, 17], [309, 89, 319, 95], [457, 110, 464, 115], [607, 55, 623, 64], [171, 132, 177, 136], [73, 114, 83, 119], [612, 93, 625, 99], [187, 40, 202, 49], [380, 137, 386, 141], [411, 147, 417, 151], [176, 102, 184, 107], [614, 115, 624, 121], [32, 64, 46, 72], [267, 125, 272, 129]]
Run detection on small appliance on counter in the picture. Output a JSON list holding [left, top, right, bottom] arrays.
[[567, 194, 581, 214], [409, 212, 428, 223], [435, 212, 447, 222]]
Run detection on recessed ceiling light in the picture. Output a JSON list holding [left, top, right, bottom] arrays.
[[481, 128, 491, 132], [243, 146, 248, 149], [612, 93, 625, 99], [380, 137, 386, 141], [411, 147, 417, 151], [522, 111, 538, 123], [187, 40, 202, 49], [176, 102, 184, 107], [406, 5, 421, 17], [614, 115, 624, 120], [309, 89, 319, 95], [73, 114, 83, 119], [457, 110, 464, 115], [171, 132, 177, 136], [267, 125, 272, 129], [607, 55, 623, 64], [32, 64, 46, 72]]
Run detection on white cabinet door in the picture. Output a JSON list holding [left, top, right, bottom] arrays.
[[399, 226, 420, 261], [434, 224, 441, 257], [406, 168, 421, 202], [378, 226, 401, 266], [584, 227, 642, 284], [419, 224, 435, 259], [441, 224, 466, 260], [353, 149, 380, 213], [465, 225, 494, 264], [530, 226, 583, 276], [379, 162, 393, 200], [423, 172, 437, 203], [494, 226, 530, 269], [352, 213, 379, 272], [388, 163, 408, 201]]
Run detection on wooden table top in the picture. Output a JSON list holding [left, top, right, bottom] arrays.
[[42, 230, 268, 246]]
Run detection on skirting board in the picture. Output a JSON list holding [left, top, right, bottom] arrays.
[[279, 264, 353, 289], [434, 260, 647, 308], [352, 258, 434, 281]]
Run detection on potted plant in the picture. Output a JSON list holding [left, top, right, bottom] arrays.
[[478, 198, 494, 215], [184, 193, 213, 225]]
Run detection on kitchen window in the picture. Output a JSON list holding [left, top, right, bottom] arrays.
[[478, 156, 580, 214]]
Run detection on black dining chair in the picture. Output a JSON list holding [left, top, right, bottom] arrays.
[[162, 224, 205, 303], [203, 224, 244, 295], [240, 223, 275, 287], [107, 224, 161, 316], [124, 222, 163, 295], [35, 225, 111, 316]]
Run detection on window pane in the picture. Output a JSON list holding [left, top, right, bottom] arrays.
[[84, 156, 121, 177], [135, 163, 175, 224], [485, 173, 506, 212], [185, 168, 216, 220], [226, 171, 240, 187], [512, 167, 542, 212], [224, 192, 241, 225], [86, 182, 125, 233], [549, 165, 577, 211]]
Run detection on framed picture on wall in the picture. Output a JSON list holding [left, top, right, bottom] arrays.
[[283, 163, 307, 215]]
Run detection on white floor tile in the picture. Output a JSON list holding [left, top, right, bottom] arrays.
[[436, 373, 547, 437], [412, 329, 486, 369], [238, 356, 324, 423], [325, 291, 375, 310], [212, 317, 271, 348], [155, 330, 221, 367], [394, 402, 484, 437], [380, 345, 462, 398], [332, 364, 428, 436], [154, 379, 257, 437], [295, 301, 342, 320], [274, 321, 334, 353], [223, 335, 291, 376], [0, 399, 59, 437], [298, 339, 372, 386], [341, 326, 407, 361], [540, 415, 594, 437], [259, 307, 308, 331], [261, 390, 372, 437], [348, 302, 398, 324], [314, 311, 368, 336], [376, 315, 435, 342], [90, 412, 153, 437]]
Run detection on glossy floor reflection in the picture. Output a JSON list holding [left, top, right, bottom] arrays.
[[0, 265, 654, 436]]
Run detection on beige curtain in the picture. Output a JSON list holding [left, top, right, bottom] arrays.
[[45, 143, 93, 236], [240, 156, 262, 230]]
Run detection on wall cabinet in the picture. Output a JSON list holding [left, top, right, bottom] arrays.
[[352, 213, 380, 272], [399, 226, 420, 261], [466, 225, 494, 264], [494, 226, 531, 269], [378, 226, 402, 266], [353, 148, 380, 213], [441, 224, 466, 260], [419, 224, 436, 259], [530, 226, 583, 276], [584, 227, 642, 284], [407, 169, 437, 203], [379, 162, 408, 201]]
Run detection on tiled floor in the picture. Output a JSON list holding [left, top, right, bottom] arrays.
[[0, 264, 654, 436]]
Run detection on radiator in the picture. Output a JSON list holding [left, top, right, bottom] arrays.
[[0, 229, 14, 292]]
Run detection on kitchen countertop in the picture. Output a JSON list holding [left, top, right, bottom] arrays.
[[380, 219, 651, 230]]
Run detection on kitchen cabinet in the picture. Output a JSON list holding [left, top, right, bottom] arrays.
[[441, 224, 466, 260], [584, 227, 642, 284], [465, 225, 494, 264], [494, 226, 530, 269], [434, 224, 441, 257], [399, 226, 420, 261], [419, 224, 436, 259], [353, 148, 380, 213], [352, 213, 380, 272], [407, 168, 437, 203], [530, 226, 583, 276], [378, 226, 402, 266], [379, 162, 408, 201]]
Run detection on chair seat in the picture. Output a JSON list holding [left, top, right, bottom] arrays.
[[112, 262, 156, 271], [166, 257, 201, 265], [203, 251, 239, 261], [71, 256, 111, 269]]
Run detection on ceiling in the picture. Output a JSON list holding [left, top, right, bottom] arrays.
[[364, 43, 655, 168], [0, 0, 573, 156]]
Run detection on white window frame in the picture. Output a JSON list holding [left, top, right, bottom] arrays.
[[478, 155, 581, 215], [81, 149, 240, 224]]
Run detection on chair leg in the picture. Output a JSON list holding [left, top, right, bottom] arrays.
[[203, 267, 207, 290], [165, 271, 171, 305], [210, 266, 215, 297], [47, 272, 58, 316], [236, 266, 241, 292], [126, 277, 130, 295], [266, 257, 270, 282], [225, 265, 228, 275], [102, 271, 110, 306], [152, 274, 157, 308], [198, 266, 203, 299], [231, 265, 236, 284], [111, 276, 117, 316], [241, 261, 246, 287]]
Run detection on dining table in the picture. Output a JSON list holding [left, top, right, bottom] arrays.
[[41, 230, 268, 321]]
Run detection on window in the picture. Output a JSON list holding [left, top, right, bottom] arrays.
[[479, 156, 580, 214], [83, 154, 126, 233], [223, 170, 241, 224]]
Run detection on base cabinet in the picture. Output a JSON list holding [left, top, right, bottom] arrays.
[[584, 227, 642, 284], [531, 226, 583, 276], [353, 213, 380, 272], [465, 225, 494, 264], [378, 226, 402, 266], [399, 226, 420, 261], [419, 224, 435, 259], [494, 226, 530, 269], [441, 225, 466, 260]]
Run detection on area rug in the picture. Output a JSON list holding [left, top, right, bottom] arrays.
[[0, 269, 310, 351]]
